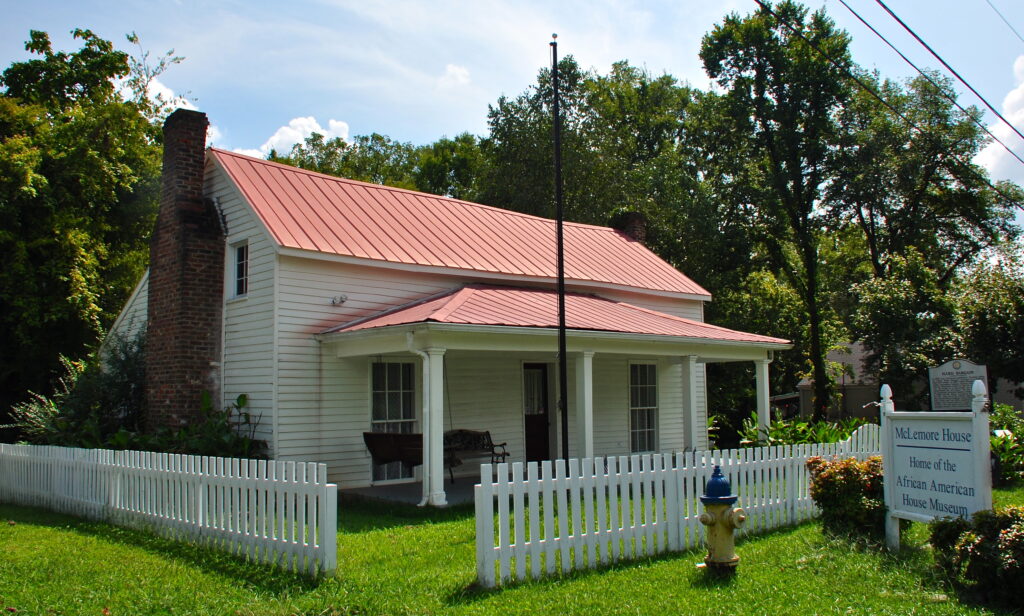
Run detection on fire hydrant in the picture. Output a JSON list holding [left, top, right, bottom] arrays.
[[698, 465, 746, 572]]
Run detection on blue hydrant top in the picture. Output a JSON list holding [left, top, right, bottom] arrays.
[[700, 465, 738, 505]]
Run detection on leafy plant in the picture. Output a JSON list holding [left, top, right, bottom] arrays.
[[806, 455, 887, 539], [6, 331, 266, 458], [990, 403, 1024, 485], [930, 505, 1024, 606], [740, 413, 869, 447]]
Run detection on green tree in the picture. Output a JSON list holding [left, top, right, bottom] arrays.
[[0, 29, 167, 415], [413, 132, 483, 200], [829, 71, 1020, 283], [850, 250, 957, 408], [953, 247, 1024, 397], [701, 1, 853, 420], [270, 132, 418, 190]]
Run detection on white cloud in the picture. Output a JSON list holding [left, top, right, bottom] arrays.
[[232, 148, 264, 158], [235, 116, 351, 158], [148, 77, 196, 111], [974, 54, 1024, 186], [206, 124, 223, 146], [437, 64, 471, 89]]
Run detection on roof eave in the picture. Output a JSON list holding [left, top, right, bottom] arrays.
[[319, 321, 791, 351]]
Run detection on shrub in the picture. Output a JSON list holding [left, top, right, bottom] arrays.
[[741, 414, 870, 447], [6, 332, 266, 458], [930, 506, 1024, 606], [990, 403, 1024, 484], [806, 455, 886, 538]]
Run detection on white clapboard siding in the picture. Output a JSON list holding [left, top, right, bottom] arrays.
[[476, 423, 881, 586], [0, 444, 337, 576]]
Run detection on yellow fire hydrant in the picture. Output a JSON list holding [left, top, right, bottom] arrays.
[[698, 465, 746, 572]]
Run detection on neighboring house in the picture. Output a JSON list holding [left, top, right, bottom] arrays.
[[790, 343, 1023, 418], [795, 342, 879, 420], [109, 109, 790, 506]]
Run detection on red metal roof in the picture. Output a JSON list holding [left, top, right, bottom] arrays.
[[324, 285, 788, 345], [209, 149, 710, 298]]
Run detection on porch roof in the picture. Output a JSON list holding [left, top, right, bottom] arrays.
[[322, 284, 788, 346]]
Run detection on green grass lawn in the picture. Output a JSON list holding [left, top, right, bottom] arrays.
[[1, 483, 1021, 616]]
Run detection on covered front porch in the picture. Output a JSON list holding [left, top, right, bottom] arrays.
[[317, 285, 789, 507]]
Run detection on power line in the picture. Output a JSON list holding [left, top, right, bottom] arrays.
[[837, 0, 1024, 169], [874, 0, 1024, 146], [748, 0, 1024, 211], [983, 0, 1024, 47]]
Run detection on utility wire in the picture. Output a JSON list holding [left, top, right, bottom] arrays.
[[838, 0, 1024, 169], [749, 0, 1024, 211], [983, 0, 1024, 47], [874, 0, 1024, 146]]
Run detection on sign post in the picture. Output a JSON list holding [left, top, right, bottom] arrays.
[[880, 380, 991, 551]]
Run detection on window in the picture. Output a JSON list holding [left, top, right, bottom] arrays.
[[629, 363, 658, 453], [234, 242, 249, 297], [371, 361, 416, 481]]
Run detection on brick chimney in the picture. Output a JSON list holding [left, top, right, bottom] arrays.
[[612, 211, 647, 244], [146, 109, 224, 429]]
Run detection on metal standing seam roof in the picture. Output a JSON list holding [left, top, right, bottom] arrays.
[[209, 148, 711, 298], [323, 285, 789, 345]]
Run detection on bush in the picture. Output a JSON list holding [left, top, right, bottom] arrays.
[[741, 414, 870, 447], [930, 506, 1024, 606], [6, 332, 266, 458], [806, 455, 886, 539], [990, 403, 1024, 484]]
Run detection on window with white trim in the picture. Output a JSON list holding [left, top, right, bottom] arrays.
[[233, 241, 249, 297], [371, 361, 416, 481], [629, 363, 658, 453]]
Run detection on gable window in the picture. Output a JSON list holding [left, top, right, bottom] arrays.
[[629, 363, 658, 453], [234, 242, 249, 297], [371, 361, 416, 481]]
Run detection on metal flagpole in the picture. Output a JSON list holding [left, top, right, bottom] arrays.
[[550, 34, 569, 461]]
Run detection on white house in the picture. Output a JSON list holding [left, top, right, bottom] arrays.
[[110, 109, 789, 506]]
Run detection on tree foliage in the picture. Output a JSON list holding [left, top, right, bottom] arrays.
[[700, 1, 853, 421], [0, 29, 170, 416]]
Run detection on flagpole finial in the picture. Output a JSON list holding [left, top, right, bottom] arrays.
[[552, 33, 558, 41]]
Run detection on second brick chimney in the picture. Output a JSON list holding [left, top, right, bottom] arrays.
[[611, 211, 647, 244], [146, 109, 224, 429]]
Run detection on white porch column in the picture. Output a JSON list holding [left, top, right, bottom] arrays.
[[575, 351, 595, 459], [682, 355, 700, 450], [427, 347, 447, 506], [755, 358, 772, 439]]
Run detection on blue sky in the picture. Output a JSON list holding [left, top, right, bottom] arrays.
[[3, 0, 1024, 186]]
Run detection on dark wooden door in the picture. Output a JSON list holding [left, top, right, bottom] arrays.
[[523, 363, 550, 462]]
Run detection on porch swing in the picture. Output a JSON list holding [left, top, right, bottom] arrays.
[[362, 355, 509, 483]]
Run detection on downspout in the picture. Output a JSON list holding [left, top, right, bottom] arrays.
[[408, 332, 431, 507]]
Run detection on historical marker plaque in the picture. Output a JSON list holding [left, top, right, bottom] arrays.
[[928, 359, 987, 411]]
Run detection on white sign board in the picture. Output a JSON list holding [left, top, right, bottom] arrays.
[[928, 359, 988, 411], [880, 381, 992, 550]]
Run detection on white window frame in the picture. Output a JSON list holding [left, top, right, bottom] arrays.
[[369, 360, 418, 482], [629, 362, 658, 453], [232, 240, 249, 298]]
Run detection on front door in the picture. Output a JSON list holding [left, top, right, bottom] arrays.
[[523, 363, 550, 462]]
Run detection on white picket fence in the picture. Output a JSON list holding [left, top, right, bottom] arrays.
[[0, 444, 337, 576], [475, 424, 881, 587]]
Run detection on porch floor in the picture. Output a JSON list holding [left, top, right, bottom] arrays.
[[339, 476, 477, 506]]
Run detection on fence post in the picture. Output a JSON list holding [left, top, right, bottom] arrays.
[[476, 463, 496, 588], [320, 472, 338, 577]]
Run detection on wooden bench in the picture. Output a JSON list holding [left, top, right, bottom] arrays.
[[362, 429, 509, 482], [443, 429, 509, 480]]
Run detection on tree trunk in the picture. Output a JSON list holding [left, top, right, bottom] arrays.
[[804, 244, 831, 422]]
